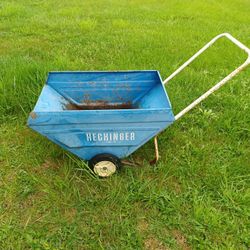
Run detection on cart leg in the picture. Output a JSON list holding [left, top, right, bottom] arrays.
[[150, 136, 159, 165]]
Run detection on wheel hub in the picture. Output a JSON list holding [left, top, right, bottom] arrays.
[[93, 161, 116, 177]]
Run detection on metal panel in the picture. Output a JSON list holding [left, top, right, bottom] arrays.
[[28, 70, 175, 160]]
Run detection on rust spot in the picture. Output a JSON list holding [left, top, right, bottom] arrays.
[[30, 112, 37, 119], [65, 100, 136, 110]]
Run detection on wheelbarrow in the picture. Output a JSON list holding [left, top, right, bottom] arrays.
[[28, 33, 250, 177]]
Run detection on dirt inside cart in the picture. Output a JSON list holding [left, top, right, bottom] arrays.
[[65, 100, 136, 110]]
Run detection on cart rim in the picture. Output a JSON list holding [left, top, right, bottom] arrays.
[[93, 160, 117, 177]]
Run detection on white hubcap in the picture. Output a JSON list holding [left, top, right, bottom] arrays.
[[93, 161, 116, 177]]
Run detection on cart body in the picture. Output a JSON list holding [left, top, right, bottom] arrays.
[[28, 71, 175, 160]]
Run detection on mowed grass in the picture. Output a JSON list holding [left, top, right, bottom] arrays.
[[0, 0, 250, 249]]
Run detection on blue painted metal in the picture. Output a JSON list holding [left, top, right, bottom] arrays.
[[28, 71, 175, 160]]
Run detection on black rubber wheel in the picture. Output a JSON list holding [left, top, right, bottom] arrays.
[[89, 154, 121, 177]]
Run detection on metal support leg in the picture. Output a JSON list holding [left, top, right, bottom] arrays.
[[150, 136, 159, 165]]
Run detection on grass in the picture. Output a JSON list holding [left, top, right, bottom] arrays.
[[0, 0, 249, 249]]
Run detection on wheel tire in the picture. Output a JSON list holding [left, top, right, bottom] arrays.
[[89, 154, 121, 177]]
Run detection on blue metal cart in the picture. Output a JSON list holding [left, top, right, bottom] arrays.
[[28, 33, 250, 177]]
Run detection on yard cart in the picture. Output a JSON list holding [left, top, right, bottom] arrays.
[[28, 33, 250, 177]]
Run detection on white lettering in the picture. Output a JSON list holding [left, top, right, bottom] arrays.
[[125, 132, 129, 140], [97, 133, 102, 141], [103, 133, 109, 141], [86, 132, 136, 142], [119, 133, 124, 141], [86, 133, 92, 141], [130, 132, 135, 140], [113, 133, 118, 141]]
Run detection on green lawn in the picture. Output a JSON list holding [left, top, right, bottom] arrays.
[[0, 0, 250, 249]]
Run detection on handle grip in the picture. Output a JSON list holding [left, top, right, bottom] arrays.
[[163, 33, 250, 120]]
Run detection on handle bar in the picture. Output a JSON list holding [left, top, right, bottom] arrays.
[[163, 33, 250, 120]]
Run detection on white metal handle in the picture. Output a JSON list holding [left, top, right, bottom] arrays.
[[163, 33, 250, 120]]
